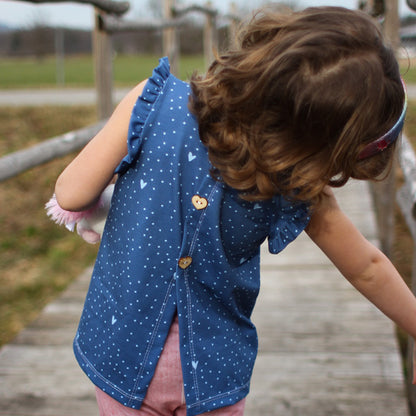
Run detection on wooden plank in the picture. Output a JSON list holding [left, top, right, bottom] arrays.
[[203, 1, 217, 70], [396, 134, 416, 415], [0, 183, 409, 416], [398, 135, 416, 221], [16, 0, 130, 16], [247, 180, 409, 416], [94, 10, 114, 120]]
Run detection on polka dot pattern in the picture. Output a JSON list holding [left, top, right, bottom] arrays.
[[73, 57, 310, 416]]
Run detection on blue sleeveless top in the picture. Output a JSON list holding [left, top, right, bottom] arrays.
[[73, 58, 309, 416]]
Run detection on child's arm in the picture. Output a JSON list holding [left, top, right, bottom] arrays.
[[54, 80, 147, 211], [305, 187, 416, 381]]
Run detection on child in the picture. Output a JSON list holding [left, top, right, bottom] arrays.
[[53, 6, 416, 416]]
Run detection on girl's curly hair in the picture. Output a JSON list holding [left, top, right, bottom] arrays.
[[189, 6, 404, 204]]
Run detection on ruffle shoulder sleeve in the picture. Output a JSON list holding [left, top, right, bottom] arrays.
[[268, 195, 310, 254], [115, 57, 171, 174]]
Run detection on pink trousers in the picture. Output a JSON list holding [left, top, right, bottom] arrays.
[[95, 316, 246, 416]]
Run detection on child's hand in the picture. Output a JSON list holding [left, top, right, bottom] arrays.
[[76, 219, 102, 244], [46, 184, 114, 244]]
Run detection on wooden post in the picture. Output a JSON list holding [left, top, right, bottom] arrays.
[[370, 0, 401, 257], [55, 27, 65, 86], [93, 8, 113, 120], [203, 1, 217, 71], [228, 2, 238, 50], [371, 3, 412, 408], [384, 0, 400, 51], [371, 172, 396, 257], [381, 5, 404, 393], [163, 0, 179, 76]]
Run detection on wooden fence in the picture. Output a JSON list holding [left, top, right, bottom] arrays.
[[95, 0, 240, 119], [17, 0, 240, 119], [391, 135, 416, 414], [0, 121, 105, 181]]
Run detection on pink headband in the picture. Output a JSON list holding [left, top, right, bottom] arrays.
[[358, 78, 407, 160]]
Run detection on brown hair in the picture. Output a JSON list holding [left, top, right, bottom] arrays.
[[189, 6, 404, 204]]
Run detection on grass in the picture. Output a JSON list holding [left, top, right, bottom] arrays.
[[401, 57, 416, 84], [0, 54, 205, 89], [0, 106, 99, 346], [0, 53, 413, 87], [0, 53, 413, 88]]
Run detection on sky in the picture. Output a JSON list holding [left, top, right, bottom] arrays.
[[0, 0, 414, 30]]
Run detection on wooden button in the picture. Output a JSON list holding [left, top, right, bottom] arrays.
[[192, 195, 208, 210], [178, 256, 192, 269]]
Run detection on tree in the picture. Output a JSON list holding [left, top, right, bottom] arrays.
[[358, 0, 385, 17], [28, 9, 53, 60]]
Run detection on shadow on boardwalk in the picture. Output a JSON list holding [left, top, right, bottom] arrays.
[[0, 181, 410, 416]]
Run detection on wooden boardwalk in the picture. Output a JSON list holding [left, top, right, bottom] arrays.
[[0, 180, 410, 416]]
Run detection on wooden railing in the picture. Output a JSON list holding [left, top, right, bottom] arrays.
[[0, 121, 105, 182], [391, 135, 416, 414], [364, 133, 416, 414], [17, 0, 129, 15], [94, 0, 240, 119]]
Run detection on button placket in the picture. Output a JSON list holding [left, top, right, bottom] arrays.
[[176, 184, 219, 273], [175, 182, 221, 407], [177, 194, 209, 270]]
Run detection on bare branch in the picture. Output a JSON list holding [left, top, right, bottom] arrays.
[[10, 0, 130, 16], [98, 3, 240, 34], [172, 4, 218, 18], [99, 14, 184, 33]]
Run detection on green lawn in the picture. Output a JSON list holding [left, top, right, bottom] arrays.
[[401, 57, 416, 84], [0, 54, 205, 89], [0, 54, 414, 89]]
